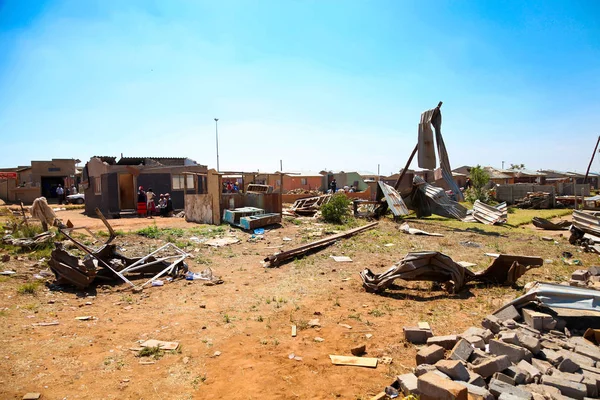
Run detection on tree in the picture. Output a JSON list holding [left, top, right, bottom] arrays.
[[465, 165, 491, 203], [509, 163, 525, 171]]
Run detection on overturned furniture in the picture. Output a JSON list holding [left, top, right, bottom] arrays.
[[223, 207, 281, 230], [360, 252, 543, 294], [49, 208, 189, 289], [264, 222, 378, 267]]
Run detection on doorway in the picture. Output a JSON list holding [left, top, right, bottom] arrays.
[[41, 176, 66, 202], [119, 174, 135, 210]]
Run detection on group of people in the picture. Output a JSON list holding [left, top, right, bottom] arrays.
[[327, 179, 356, 194], [55, 184, 78, 205], [222, 181, 240, 193], [137, 186, 173, 218]]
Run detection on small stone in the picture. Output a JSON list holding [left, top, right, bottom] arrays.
[[22, 394, 41, 400], [182, 356, 190, 364], [351, 344, 366, 356], [314, 337, 325, 343], [213, 351, 221, 357], [307, 319, 321, 327], [365, 334, 373, 339]]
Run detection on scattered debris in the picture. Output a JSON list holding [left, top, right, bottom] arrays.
[[471, 200, 507, 225], [22, 393, 41, 400], [307, 319, 321, 328], [532, 217, 571, 231], [329, 355, 378, 368], [517, 191, 553, 209], [377, 181, 409, 217], [75, 316, 94, 321], [330, 256, 353, 262], [460, 241, 481, 248], [263, 222, 378, 267], [360, 252, 543, 293], [2, 232, 55, 250], [288, 195, 332, 217], [291, 325, 297, 337], [339, 323, 352, 329], [351, 344, 366, 356], [314, 337, 325, 342], [407, 176, 468, 221], [32, 321, 59, 327], [400, 223, 443, 237], [140, 340, 179, 350], [205, 237, 240, 247]]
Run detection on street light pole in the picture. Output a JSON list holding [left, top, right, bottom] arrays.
[[214, 118, 220, 172]]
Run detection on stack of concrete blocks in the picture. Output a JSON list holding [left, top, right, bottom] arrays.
[[393, 306, 600, 399], [569, 266, 600, 289]]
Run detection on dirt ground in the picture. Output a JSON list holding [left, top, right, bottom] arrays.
[[0, 209, 598, 399]]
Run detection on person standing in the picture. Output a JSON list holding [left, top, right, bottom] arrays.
[[164, 193, 174, 217], [137, 186, 147, 217], [329, 179, 337, 194], [146, 188, 156, 218], [56, 184, 65, 205]]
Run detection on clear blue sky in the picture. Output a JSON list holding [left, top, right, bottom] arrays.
[[1, 0, 599, 174]]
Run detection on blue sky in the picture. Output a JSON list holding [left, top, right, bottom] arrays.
[[1, 0, 599, 174]]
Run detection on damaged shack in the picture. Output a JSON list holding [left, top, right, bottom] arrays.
[[83, 156, 208, 217]]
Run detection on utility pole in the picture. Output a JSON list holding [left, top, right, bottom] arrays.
[[214, 118, 220, 172], [502, 161, 505, 170]]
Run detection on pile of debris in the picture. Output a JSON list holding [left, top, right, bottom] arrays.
[[360, 252, 543, 294], [569, 266, 600, 289], [2, 231, 55, 250], [533, 218, 571, 231], [286, 188, 322, 196], [517, 192, 553, 209], [385, 282, 600, 400], [286, 194, 332, 217], [570, 210, 600, 254]]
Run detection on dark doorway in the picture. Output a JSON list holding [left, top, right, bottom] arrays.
[[119, 173, 135, 210], [41, 176, 66, 202]]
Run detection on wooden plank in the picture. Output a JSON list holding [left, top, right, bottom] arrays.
[[140, 339, 179, 350], [291, 325, 297, 337], [329, 355, 378, 368]]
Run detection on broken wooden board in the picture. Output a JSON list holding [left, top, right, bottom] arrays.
[[140, 339, 180, 350], [400, 223, 443, 237], [329, 355, 378, 368], [330, 256, 353, 262]]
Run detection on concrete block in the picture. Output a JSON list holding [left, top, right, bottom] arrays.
[[404, 326, 434, 344], [493, 372, 516, 386], [464, 335, 485, 350], [417, 372, 468, 400], [427, 335, 459, 350], [415, 364, 438, 377], [517, 360, 542, 382], [522, 309, 556, 332], [504, 365, 528, 385], [500, 331, 521, 346], [450, 339, 474, 362], [558, 349, 594, 367], [539, 349, 563, 365], [541, 375, 587, 399], [396, 373, 420, 396], [471, 355, 511, 378], [574, 344, 600, 363], [469, 349, 489, 365], [502, 319, 518, 329], [435, 359, 470, 381], [516, 332, 541, 355], [454, 381, 494, 400], [463, 327, 493, 343], [582, 376, 598, 398], [571, 269, 590, 281], [416, 344, 445, 365], [521, 383, 562, 399], [488, 378, 533, 399], [588, 265, 600, 276], [531, 358, 552, 374], [497, 394, 528, 400], [467, 371, 486, 387], [489, 339, 528, 364], [558, 356, 581, 373], [494, 305, 521, 322], [482, 315, 502, 334]]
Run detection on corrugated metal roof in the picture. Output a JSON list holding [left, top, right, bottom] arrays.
[[573, 210, 600, 236], [414, 176, 468, 220], [472, 200, 507, 225], [378, 181, 409, 217]]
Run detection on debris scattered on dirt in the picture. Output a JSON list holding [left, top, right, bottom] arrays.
[[263, 222, 377, 267], [532, 217, 571, 231], [350, 344, 366, 356], [140, 339, 179, 350], [400, 223, 443, 237], [360, 252, 543, 293], [330, 256, 353, 262], [205, 236, 240, 247], [330, 355, 378, 368]]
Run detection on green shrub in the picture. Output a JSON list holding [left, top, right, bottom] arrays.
[[465, 165, 492, 203], [321, 194, 351, 224], [135, 224, 160, 238]]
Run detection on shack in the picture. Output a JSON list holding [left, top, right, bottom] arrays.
[[83, 156, 208, 217]]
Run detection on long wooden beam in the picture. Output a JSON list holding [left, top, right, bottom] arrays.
[[263, 221, 378, 267]]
